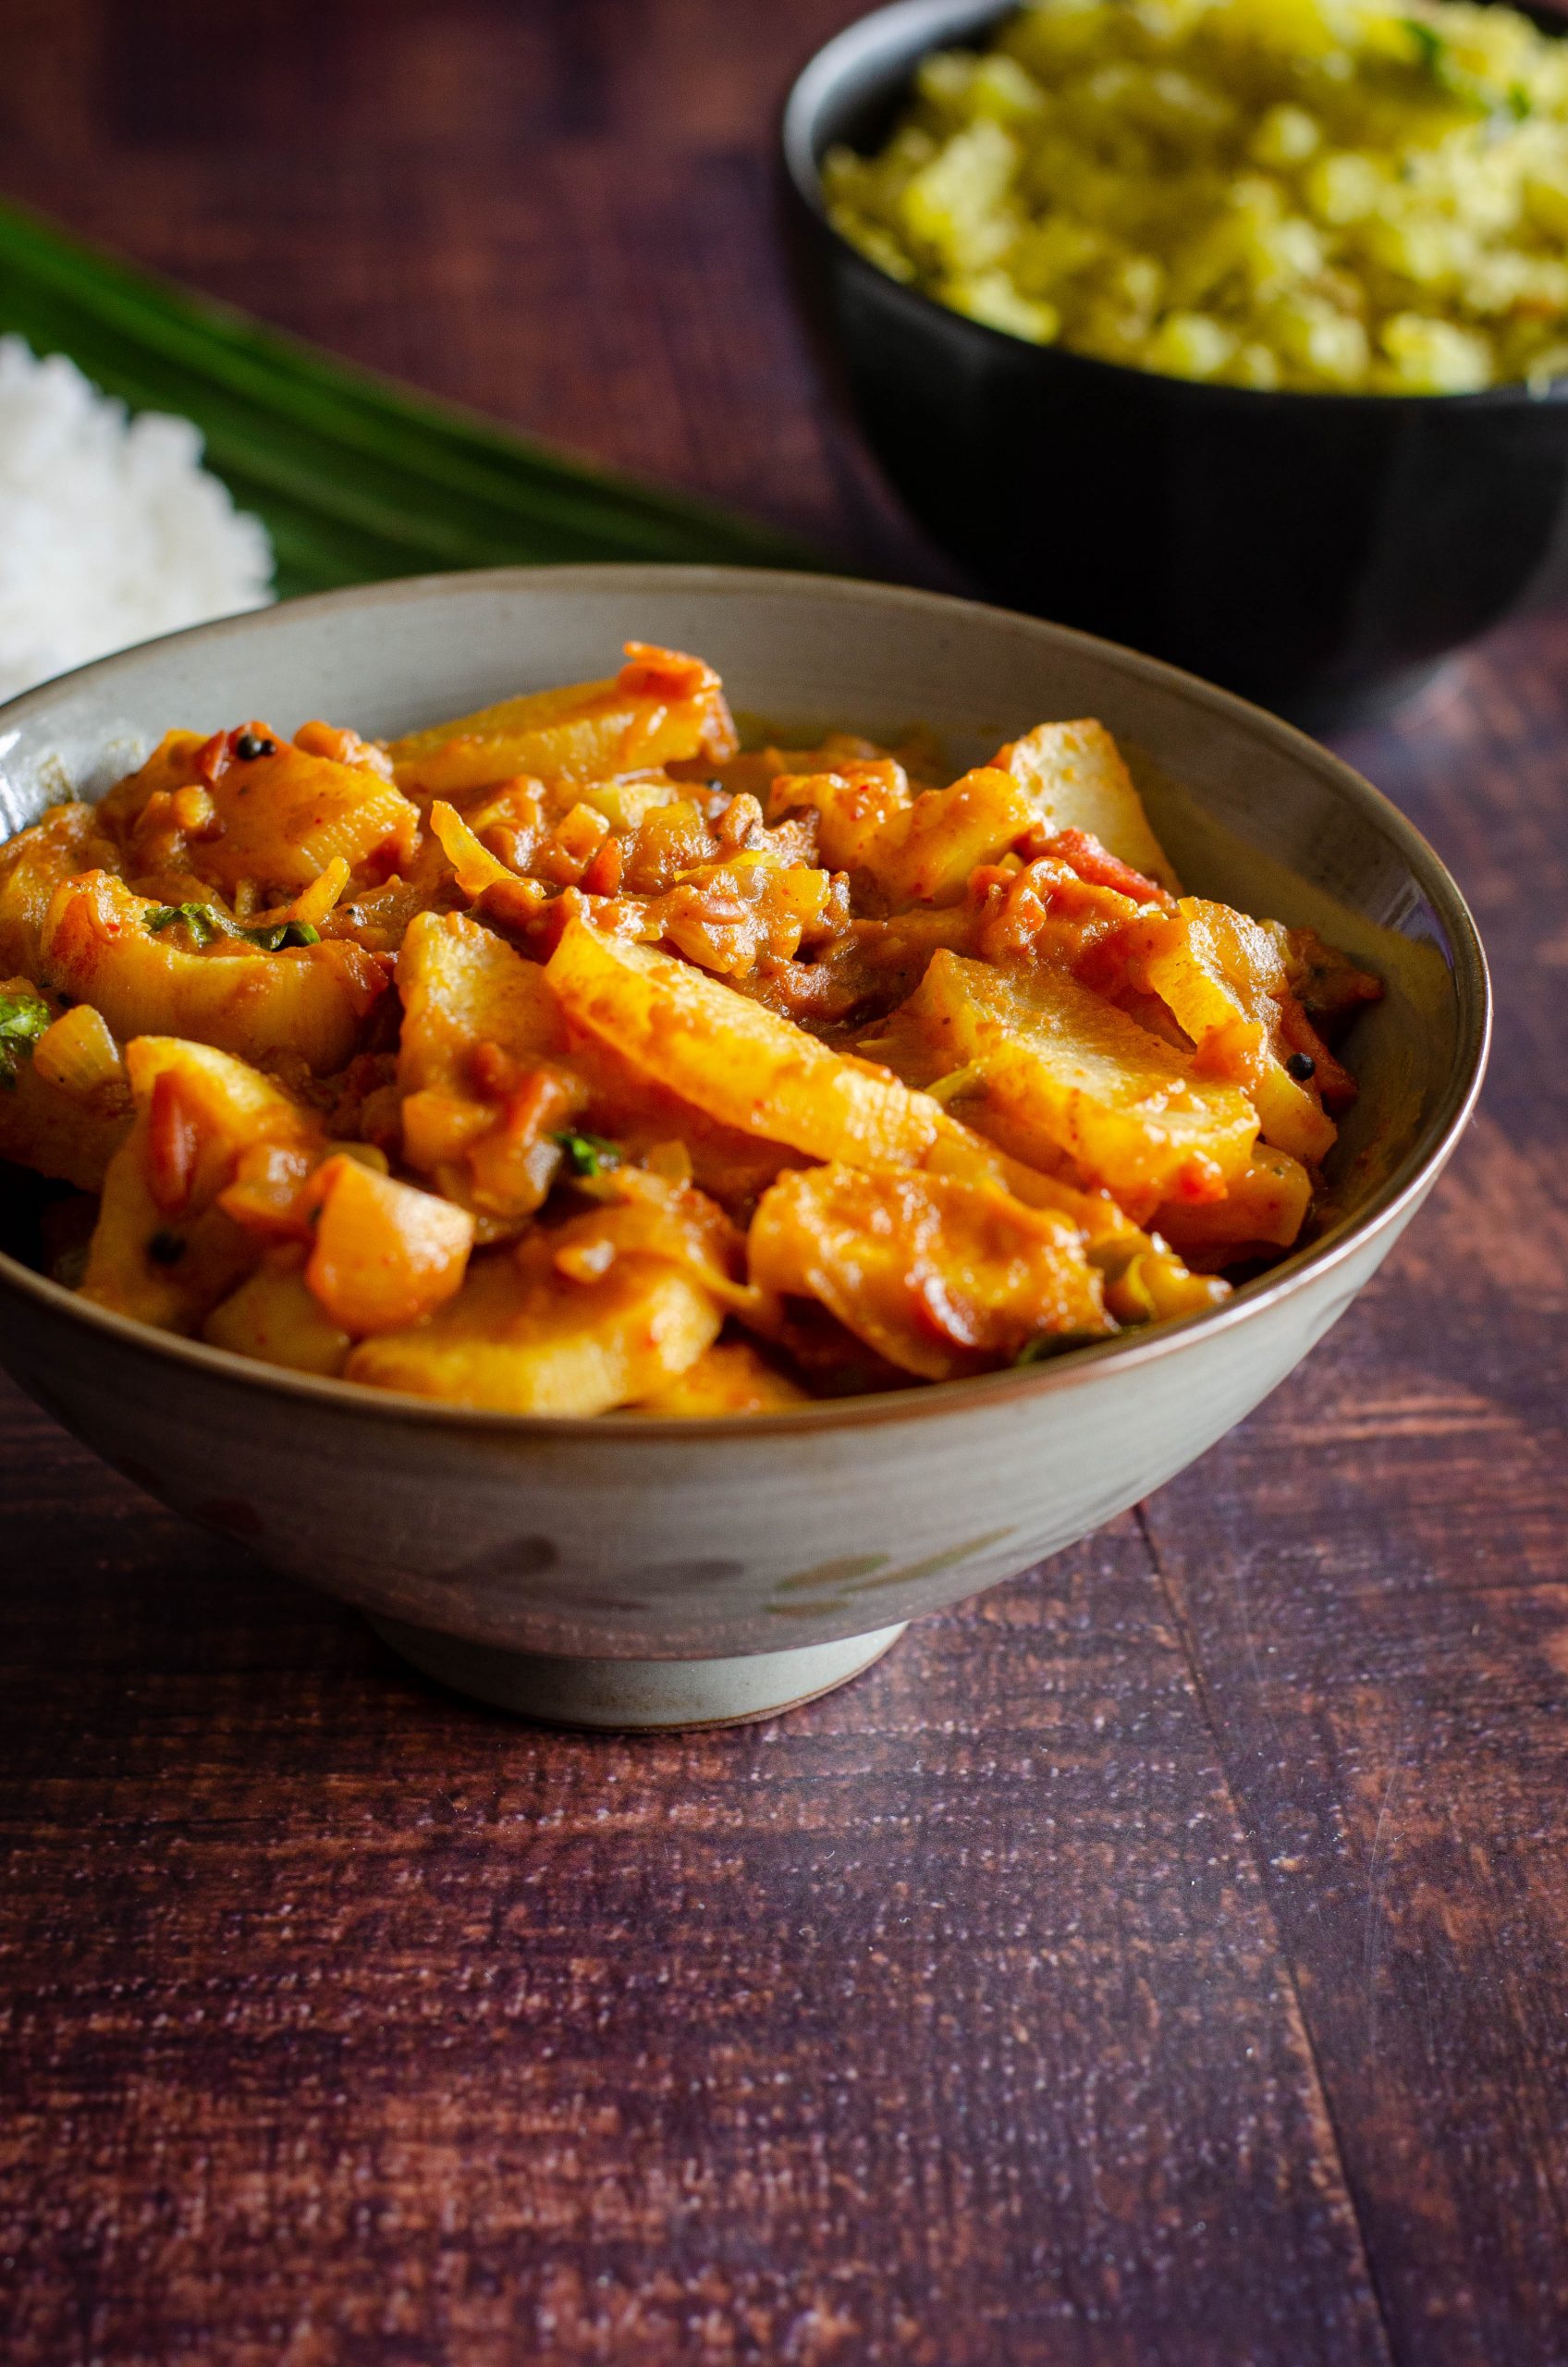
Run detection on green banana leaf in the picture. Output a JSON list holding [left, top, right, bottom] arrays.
[[0, 197, 828, 598]]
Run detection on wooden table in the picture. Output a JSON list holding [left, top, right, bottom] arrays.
[[2, 5, 1565, 2361]]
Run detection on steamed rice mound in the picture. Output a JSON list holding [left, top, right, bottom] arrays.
[[0, 337, 273, 702], [824, 0, 1568, 393]]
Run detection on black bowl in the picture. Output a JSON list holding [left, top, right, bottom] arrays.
[[782, 0, 1568, 728]]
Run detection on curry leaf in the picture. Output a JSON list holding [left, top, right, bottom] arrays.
[[143, 901, 225, 944], [0, 990, 51, 1087], [238, 918, 322, 950], [550, 1130, 623, 1178], [143, 901, 322, 950]]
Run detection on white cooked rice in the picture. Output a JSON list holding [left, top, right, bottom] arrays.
[[0, 335, 274, 705]]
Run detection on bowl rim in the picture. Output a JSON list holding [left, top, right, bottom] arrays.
[[780, 0, 1568, 412], [0, 560, 1491, 1441]]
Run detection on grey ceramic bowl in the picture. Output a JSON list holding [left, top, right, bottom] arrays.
[[0, 567, 1488, 1726]]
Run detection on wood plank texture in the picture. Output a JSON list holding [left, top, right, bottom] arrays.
[[0, 3, 1564, 2361], [1147, 616, 1568, 2361], [0, 1415, 1392, 2367]]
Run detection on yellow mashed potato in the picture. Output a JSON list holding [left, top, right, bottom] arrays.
[[824, 0, 1568, 392]]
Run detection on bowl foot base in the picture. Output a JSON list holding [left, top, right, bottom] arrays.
[[366, 1615, 908, 1730]]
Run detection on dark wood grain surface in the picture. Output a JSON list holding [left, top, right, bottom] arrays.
[[2, 5, 1566, 2362]]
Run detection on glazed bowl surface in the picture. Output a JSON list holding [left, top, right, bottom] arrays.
[[0, 567, 1488, 1717], [781, 0, 1568, 730]]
